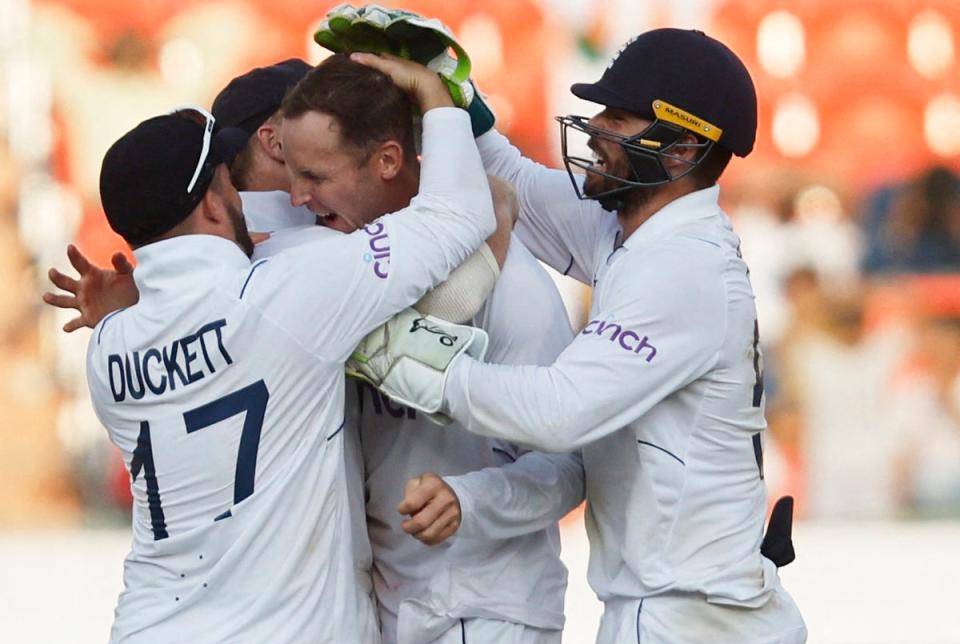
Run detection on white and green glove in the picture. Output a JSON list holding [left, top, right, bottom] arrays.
[[314, 3, 496, 136], [346, 308, 488, 418]]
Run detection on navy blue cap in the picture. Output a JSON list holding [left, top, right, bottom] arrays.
[[212, 58, 312, 136], [100, 113, 247, 246], [571, 29, 757, 157]]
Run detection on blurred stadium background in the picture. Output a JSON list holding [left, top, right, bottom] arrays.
[[1, 0, 959, 641]]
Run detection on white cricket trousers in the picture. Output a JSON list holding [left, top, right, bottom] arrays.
[[596, 585, 807, 643], [424, 618, 560, 644], [396, 601, 561, 644]]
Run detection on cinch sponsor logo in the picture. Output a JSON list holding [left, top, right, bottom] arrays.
[[581, 319, 657, 362], [362, 221, 390, 279]]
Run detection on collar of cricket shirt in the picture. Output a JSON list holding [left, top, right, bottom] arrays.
[[133, 234, 252, 297], [621, 184, 722, 252]]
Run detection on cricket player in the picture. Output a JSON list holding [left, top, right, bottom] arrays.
[[80, 55, 494, 643], [349, 29, 808, 643], [278, 57, 585, 643]]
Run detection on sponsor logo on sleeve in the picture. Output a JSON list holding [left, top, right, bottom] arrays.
[[361, 220, 390, 279], [581, 318, 657, 362]]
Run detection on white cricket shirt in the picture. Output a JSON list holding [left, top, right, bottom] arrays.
[[348, 236, 584, 643], [87, 108, 493, 643], [445, 129, 783, 614]]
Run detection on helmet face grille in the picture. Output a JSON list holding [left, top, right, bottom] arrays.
[[556, 114, 714, 208]]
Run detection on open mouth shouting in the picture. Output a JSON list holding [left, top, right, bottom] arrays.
[[315, 210, 363, 233], [588, 140, 609, 174]]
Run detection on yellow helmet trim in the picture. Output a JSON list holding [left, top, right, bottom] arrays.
[[652, 99, 722, 143]]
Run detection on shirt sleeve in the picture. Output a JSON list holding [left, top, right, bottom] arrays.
[[443, 449, 584, 541], [85, 333, 116, 440], [476, 128, 618, 285], [269, 108, 496, 360], [445, 245, 727, 452]]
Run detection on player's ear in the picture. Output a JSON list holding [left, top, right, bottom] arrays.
[[662, 131, 703, 177], [257, 123, 284, 164], [198, 166, 232, 224], [197, 187, 222, 225], [672, 132, 702, 160], [371, 140, 404, 181]]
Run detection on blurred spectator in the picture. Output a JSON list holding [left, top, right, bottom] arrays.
[[761, 269, 821, 516], [734, 173, 861, 348], [790, 184, 861, 287], [861, 166, 960, 275], [730, 172, 804, 347], [0, 138, 77, 527], [778, 282, 908, 519], [888, 315, 960, 517]]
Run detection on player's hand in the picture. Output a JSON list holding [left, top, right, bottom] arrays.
[[350, 52, 453, 112], [42, 244, 139, 332], [315, 4, 495, 135], [346, 307, 488, 415], [398, 472, 462, 545]]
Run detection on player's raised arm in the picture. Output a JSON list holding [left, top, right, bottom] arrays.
[[355, 53, 497, 300], [275, 54, 495, 356], [476, 128, 615, 285]]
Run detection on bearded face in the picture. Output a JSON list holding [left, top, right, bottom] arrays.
[[559, 108, 666, 212]]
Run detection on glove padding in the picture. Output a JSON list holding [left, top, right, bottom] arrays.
[[315, 3, 495, 136], [346, 308, 488, 418], [414, 243, 499, 324]]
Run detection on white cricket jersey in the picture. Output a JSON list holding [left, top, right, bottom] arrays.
[[348, 235, 584, 644], [87, 108, 494, 643], [444, 130, 789, 619]]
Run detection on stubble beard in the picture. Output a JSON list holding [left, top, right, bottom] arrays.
[[229, 202, 255, 257], [582, 152, 656, 214]]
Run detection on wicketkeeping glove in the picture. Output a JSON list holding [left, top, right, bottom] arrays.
[[346, 308, 488, 418], [314, 3, 496, 136]]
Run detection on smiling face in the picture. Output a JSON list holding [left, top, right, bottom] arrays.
[[581, 107, 653, 199], [281, 110, 398, 233]]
